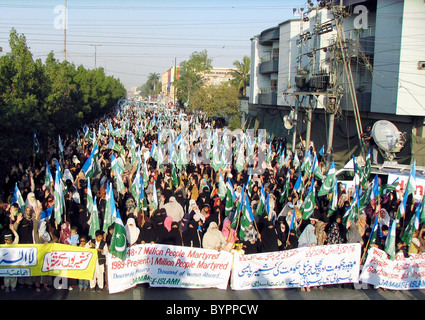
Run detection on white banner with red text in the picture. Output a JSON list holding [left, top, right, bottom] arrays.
[[0, 244, 97, 280], [359, 246, 425, 290], [231, 243, 362, 290], [107, 243, 233, 294]]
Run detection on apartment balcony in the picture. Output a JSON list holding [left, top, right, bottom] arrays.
[[259, 59, 279, 74], [259, 26, 280, 46], [258, 92, 278, 105]]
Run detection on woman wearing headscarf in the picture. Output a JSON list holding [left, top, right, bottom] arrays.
[[188, 199, 205, 225], [327, 220, 343, 245], [125, 217, 140, 246], [276, 216, 288, 250], [139, 222, 157, 244], [298, 218, 317, 248], [151, 209, 168, 244], [204, 206, 221, 232], [242, 222, 261, 254], [164, 216, 173, 232], [59, 221, 72, 245], [221, 217, 237, 251], [162, 221, 183, 246], [163, 196, 185, 224], [202, 222, 226, 251], [182, 220, 202, 248], [260, 220, 279, 253]]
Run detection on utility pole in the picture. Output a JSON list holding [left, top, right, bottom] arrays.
[[332, 2, 365, 157], [64, 0, 67, 61], [174, 57, 177, 107], [90, 44, 102, 68]]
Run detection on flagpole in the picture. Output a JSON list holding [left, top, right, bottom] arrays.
[[360, 212, 377, 264]]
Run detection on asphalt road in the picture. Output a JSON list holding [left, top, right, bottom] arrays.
[[1, 282, 424, 300], [1, 283, 422, 319]]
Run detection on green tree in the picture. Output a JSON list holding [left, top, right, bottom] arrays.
[[230, 56, 250, 97], [138, 72, 162, 97], [175, 50, 212, 106], [0, 29, 126, 186], [0, 28, 49, 173], [190, 83, 241, 129]]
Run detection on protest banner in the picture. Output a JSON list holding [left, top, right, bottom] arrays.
[[231, 243, 362, 290], [107, 243, 233, 294], [359, 246, 425, 290], [0, 243, 97, 280]]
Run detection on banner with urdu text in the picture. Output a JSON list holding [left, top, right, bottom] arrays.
[[107, 243, 233, 294], [360, 246, 425, 290], [0, 244, 97, 280], [231, 243, 362, 290]]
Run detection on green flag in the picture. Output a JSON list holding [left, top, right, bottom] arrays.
[[364, 149, 371, 180], [171, 164, 179, 188], [130, 165, 141, 210], [88, 195, 100, 239], [318, 161, 336, 197], [300, 180, 315, 220], [327, 181, 338, 217], [109, 209, 128, 260], [401, 204, 420, 247], [151, 180, 158, 211], [86, 178, 94, 215], [235, 142, 245, 172], [231, 185, 245, 230], [342, 186, 360, 225], [103, 182, 116, 233], [279, 171, 291, 204], [256, 184, 267, 216], [176, 139, 188, 171], [266, 143, 273, 164], [300, 150, 312, 177], [239, 194, 254, 240], [111, 154, 125, 194], [293, 151, 300, 170], [312, 155, 324, 180], [54, 164, 65, 224], [12, 183, 25, 213], [353, 156, 367, 190], [420, 197, 425, 225], [218, 172, 226, 200], [384, 219, 397, 260], [44, 162, 53, 191]]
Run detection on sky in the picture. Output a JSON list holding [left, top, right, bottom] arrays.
[[0, 0, 307, 90]]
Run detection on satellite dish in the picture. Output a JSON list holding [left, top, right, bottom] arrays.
[[371, 120, 406, 161], [284, 115, 294, 130], [283, 110, 296, 130]]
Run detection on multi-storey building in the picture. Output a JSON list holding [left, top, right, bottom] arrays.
[[161, 66, 236, 105], [247, 0, 425, 166]]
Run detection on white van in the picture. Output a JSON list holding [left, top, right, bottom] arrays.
[[335, 161, 425, 200]]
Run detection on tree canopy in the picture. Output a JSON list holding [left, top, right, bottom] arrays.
[[175, 50, 212, 105], [230, 55, 250, 97], [0, 29, 126, 180], [138, 72, 161, 97]]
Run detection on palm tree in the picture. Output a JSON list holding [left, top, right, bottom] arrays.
[[148, 72, 160, 93], [230, 56, 250, 97]]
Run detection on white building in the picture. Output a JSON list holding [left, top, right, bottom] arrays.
[[248, 0, 425, 165]]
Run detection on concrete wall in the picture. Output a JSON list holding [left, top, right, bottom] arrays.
[[370, 0, 403, 114], [396, 0, 425, 116]]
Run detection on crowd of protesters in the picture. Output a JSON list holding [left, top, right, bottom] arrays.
[[0, 100, 424, 293]]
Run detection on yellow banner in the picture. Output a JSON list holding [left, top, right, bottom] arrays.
[[0, 243, 97, 280]]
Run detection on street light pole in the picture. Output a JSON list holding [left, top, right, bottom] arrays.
[[90, 44, 102, 68], [64, 0, 67, 61]]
